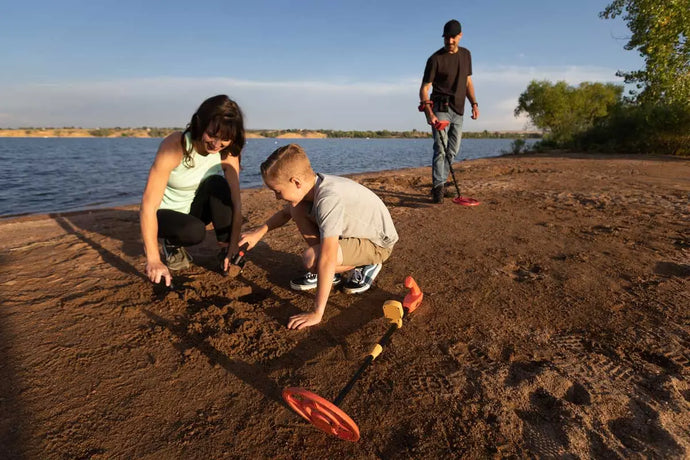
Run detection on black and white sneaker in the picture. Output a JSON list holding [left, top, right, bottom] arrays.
[[343, 264, 382, 294], [290, 272, 342, 291], [162, 240, 191, 270]]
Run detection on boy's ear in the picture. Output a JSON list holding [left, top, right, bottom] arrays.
[[290, 176, 301, 188]]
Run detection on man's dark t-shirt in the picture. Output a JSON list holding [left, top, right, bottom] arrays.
[[422, 47, 472, 115]]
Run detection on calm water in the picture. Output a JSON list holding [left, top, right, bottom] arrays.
[[0, 137, 536, 217]]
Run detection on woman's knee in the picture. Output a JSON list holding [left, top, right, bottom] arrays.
[[180, 219, 207, 245], [203, 175, 232, 202]]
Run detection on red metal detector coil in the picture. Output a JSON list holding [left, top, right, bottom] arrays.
[[282, 387, 360, 442], [452, 196, 481, 206]]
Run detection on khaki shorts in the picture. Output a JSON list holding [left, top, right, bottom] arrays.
[[339, 238, 393, 267]]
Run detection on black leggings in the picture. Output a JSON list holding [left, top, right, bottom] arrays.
[[157, 175, 233, 247]]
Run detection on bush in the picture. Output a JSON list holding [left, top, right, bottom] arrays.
[[88, 128, 113, 137], [515, 80, 623, 144], [575, 102, 690, 155], [504, 138, 527, 155]]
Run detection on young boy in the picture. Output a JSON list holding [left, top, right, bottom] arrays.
[[239, 144, 398, 330]]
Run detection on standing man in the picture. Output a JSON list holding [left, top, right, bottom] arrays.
[[419, 19, 479, 203]]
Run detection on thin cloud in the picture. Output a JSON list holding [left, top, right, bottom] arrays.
[[0, 65, 625, 131], [478, 64, 623, 86]]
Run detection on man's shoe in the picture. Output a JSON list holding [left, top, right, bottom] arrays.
[[290, 272, 342, 291], [432, 185, 444, 204], [343, 264, 382, 294], [162, 240, 191, 270]]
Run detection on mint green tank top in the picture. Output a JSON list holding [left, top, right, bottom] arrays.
[[159, 132, 224, 214]]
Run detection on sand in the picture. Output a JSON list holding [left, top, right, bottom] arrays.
[[1, 153, 688, 458]]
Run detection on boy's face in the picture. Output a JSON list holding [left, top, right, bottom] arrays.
[[265, 176, 303, 206]]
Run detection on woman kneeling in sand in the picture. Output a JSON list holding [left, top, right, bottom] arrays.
[[140, 95, 245, 286]]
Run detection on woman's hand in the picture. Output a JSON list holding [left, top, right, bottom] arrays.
[[146, 260, 172, 286]]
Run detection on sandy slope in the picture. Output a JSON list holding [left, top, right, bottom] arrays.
[[1, 153, 688, 458]]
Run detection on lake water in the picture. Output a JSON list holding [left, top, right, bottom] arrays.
[[0, 137, 536, 217]]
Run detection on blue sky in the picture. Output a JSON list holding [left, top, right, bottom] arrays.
[[0, 0, 642, 131]]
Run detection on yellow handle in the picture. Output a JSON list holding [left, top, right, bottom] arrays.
[[369, 344, 383, 360]]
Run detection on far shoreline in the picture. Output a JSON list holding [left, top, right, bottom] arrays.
[[0, 127, 540, 140]]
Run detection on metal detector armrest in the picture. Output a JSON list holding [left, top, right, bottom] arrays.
[[383, 300, 403, 328]]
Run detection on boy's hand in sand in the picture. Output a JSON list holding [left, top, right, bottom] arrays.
[[287, 311, 323, 330], [146, 260, 172, 286], [238, 225, 267, 250]]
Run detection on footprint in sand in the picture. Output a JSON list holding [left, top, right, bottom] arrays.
[[504, 262, 544, 282]]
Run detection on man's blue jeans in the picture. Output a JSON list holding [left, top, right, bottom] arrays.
[[432, 106, 464, 189]]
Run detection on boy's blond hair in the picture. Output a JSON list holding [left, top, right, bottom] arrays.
[[260, 143, 315, 183]]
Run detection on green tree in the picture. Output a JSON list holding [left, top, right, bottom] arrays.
[[88, 128, 113, 137], [515, 80, 622, 143], [600, 0, 690, 105]]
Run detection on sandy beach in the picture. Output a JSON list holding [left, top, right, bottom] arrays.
[[1, 153, 688, 458]]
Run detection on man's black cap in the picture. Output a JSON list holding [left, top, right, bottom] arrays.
[[443, 19, 462, 37]]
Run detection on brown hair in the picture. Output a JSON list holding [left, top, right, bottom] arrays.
[[260, 143, 314, 184], [181, 95, 246, 167]]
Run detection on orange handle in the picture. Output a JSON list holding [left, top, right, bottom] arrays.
[[403, 276, 423, 313], [433, 120, 450, 131]]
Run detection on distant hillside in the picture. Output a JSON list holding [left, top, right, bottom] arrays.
[[0, 127, 176, 138], [0, 127, 541, 139]]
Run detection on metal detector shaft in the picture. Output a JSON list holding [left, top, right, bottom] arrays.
[[332, 276, 423, 405], [333, 322, 399, 406], [438, 128, 462, 197]]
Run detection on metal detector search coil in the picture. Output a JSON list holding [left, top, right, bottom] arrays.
[[282, 276, 424, 441]]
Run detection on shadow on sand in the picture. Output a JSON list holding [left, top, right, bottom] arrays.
[[0, 306, 24, 458], [139, 241, 401, 408]]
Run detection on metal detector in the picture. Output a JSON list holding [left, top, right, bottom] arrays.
[[434, 120, 481, 206], [282, 276, 424, 442]]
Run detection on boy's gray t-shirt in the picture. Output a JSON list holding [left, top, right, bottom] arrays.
[[310, 173, 398, 249]]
